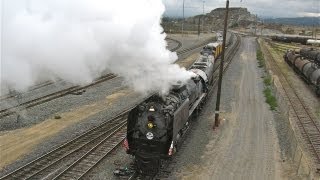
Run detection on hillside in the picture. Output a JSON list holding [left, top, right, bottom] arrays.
[[187, 8, 257, 30], [162, 7, 257, 33]]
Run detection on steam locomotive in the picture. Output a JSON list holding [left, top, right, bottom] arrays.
[[283, 48, 320, 96], [123, 42, 220, 175]]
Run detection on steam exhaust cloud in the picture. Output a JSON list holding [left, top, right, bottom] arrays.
[[0, 0, 194, 95]]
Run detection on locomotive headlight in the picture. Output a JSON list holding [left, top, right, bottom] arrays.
[[147, 122, 154, 129], [149, 106, 155, 112], [146, 132, 154, 140]]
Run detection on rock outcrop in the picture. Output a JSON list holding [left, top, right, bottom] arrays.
[[185, 7, 257, 31]]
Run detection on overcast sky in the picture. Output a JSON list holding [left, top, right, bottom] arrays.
[[163, 0, 320, 18], [1, 0, 319, 19]]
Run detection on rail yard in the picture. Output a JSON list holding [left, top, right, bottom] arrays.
[[0, 33, 224, 179], [1, 1, 320, 180]]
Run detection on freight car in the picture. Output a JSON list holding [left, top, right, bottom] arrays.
[[300, 48, 320, 66], [123, 47, 217, 176], [284, 50, 320, 96], [306, 39, 320, 46], [201, 42, 222, 59], [271, 35, 309, 45]]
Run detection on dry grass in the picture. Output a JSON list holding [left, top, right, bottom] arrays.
[[272, 42, 298, 49]]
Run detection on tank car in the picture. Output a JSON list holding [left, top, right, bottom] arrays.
[[284, 50, 300, 65], [300, 48, 320, 66], [124, 51, 216, 175], [271, 35, 308, 45], [284, 50, 320, 96]]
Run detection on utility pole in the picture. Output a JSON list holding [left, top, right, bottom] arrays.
[[214, 0, 229, 129], [181, 0, 184, 36], [0, 0, 3, 80], [313, 23, 316, 39], [261, 19, 263, 36], [254, 14, 257, 36], [202, 1, 205, 33], [198, 16, 201, 37]]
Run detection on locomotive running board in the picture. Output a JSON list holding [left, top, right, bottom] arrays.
[[189, 93, 207, 116]]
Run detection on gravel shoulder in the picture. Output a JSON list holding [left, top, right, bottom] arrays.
[[171, 36, 289, 179]]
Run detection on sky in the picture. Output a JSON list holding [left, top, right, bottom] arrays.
[[163, 0, 320, 18]]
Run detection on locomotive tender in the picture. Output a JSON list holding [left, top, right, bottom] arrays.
[[123, 42, 221, 175]]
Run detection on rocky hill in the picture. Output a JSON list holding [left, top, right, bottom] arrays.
[[162, 7, 257, 33], [185, 7, 257, 31]]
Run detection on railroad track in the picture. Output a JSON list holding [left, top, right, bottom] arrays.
[[1, 37, 181, 103], [176, 37, 216, 56], [0, 37, 206, 119], [211, 33, 241, 87], [263, 40, 320, 172], [0, 110, 129, 180], [0, 73, 117, 119], [0, 81, 56, 101], [176, 34, 233, 56], [166, 37, 182, 52]]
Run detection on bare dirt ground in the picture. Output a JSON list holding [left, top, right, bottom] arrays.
[[167, 33, 216, 50], [171, 37, 291, 180]]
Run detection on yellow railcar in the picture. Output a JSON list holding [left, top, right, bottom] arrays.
[[202, 42, 223, 59]]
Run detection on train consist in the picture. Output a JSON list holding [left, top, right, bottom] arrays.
[[123, 41, 222, 175], [283, 48, 320, 96], [271, 35, 309, 45]]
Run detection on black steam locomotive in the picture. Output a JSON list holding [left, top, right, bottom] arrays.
[[123, 44, 219, 175]]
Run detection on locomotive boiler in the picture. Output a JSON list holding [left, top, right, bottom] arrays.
[[123, 48, 217, 175]]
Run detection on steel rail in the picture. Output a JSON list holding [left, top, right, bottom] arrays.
[[166, 37, 182, 52], [0, 110, 130, 179], [0, 73, 117, 119], [52, 123, 127, 180]]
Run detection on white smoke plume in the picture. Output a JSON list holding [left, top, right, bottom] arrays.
[[0, 0, 194, 95]]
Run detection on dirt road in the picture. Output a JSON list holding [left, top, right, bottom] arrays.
[[173, 36, 286, 179]]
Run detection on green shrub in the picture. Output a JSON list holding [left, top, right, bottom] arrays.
[[263, 75, 272, 86], [256, 49, 265, 68], [263, 87, 278, 110]]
